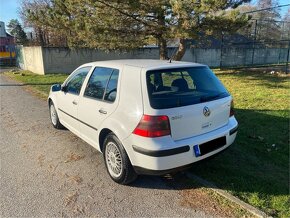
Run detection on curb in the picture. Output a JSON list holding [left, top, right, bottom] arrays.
[[186, 172, 270, 218]]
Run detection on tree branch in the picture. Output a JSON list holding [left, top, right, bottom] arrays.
[[94, 0, 156, 28]]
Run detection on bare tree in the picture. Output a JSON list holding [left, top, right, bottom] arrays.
[[19, 0, 67, 46]]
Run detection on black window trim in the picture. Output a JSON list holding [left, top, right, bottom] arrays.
[[82, 66, 119, 103], [146, 66, 230, 109], [64, 66, 92, 96]]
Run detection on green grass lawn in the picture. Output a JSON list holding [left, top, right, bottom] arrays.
[[191, 69, 289, 218], [5, 71, 68, 98], [4, 69, 289, 217]]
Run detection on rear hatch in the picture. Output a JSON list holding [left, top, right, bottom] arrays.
[[145, 66, 231, 141]]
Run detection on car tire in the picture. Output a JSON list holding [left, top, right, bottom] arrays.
[[49, 101, 64, 129], [103, 133, 137, 185]]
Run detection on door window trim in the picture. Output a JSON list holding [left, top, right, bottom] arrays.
[[82, 66, 119, 103], [63, 66, 92, 96]]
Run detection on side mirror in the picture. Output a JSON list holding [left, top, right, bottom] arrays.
[[51, 84, 61, 92]]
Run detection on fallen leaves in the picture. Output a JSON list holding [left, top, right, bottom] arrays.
[[257, 136, 264, 141], [73, 205, 86, 215], [64, 191, 78, 206], [37, 154, 45, 166], [64, 152, 85, 163], [68, 175, 83, 185], [181, 188, 251, 218]]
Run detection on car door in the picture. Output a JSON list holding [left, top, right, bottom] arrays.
[[57, 66, 91, 135], [78, 67, 120, 149]]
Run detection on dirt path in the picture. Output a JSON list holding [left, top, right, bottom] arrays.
[[0, 73, 215, 217]]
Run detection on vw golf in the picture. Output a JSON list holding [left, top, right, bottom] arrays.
[[48, 60, 238, 184]]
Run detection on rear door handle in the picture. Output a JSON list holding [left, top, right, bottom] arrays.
[[98, 109, 107, 114], [72, 100, 78, 105]]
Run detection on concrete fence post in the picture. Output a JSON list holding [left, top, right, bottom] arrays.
[[286, 41, 290, 74]]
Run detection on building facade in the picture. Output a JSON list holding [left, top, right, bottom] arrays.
[[0, 21, 16, 65]]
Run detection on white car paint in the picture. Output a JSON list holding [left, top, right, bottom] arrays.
[[48, 59, 238, 176]]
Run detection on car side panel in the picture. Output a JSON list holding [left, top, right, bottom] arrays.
[[77, 66, 122, 151], [104, 65, 143, 142]]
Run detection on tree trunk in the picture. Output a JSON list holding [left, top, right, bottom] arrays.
[[158, 37, 168, 60], [46, 31, 50, 45], [172, 38, 186, 61], [37, 28, 44, 46]]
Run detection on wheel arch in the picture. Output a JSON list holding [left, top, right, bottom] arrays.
[[98, 128, 113, 153], [48, 97, 53, 106], [98, 116, 134, 151], [48, 94, 58, 109]]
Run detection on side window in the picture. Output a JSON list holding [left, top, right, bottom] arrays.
[[104, 69, 119, 102], [84, 67, 119, 102], [66, 67, 91, 95]]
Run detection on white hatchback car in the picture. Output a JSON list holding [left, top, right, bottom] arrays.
[[48, 59, 238, 184]]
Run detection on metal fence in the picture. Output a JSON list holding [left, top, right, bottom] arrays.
[[219, 41, 290, 70], [218, 18, 290, 72]]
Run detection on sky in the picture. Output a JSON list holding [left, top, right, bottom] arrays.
[[0, 0, 21, 27], [0, 0, 289, 31]]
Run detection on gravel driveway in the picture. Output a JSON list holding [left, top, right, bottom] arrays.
[[0, 73, 211, 217]]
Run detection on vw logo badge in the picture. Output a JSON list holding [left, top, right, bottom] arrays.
[[203, 106, 211, 117]]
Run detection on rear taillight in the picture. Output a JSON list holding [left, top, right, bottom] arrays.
[[230, 100, 234, 117], [133, 115, 171, 137]]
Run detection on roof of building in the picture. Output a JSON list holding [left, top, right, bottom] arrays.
[[6, 32, 14, 38]]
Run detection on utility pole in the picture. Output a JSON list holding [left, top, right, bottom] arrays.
[[219, 31, 224, 69], [278, 21, 285, 64], [286, 40, 290, 74]]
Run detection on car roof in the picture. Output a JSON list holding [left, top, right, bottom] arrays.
[[81, 59, 207, 71]]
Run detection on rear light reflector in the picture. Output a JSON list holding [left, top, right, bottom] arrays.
[[230, 100, 234, 117], [133, 115, 171, 137]]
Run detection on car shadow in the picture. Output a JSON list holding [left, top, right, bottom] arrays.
[[130, 173, 198, 190], [0, 82, 57, 86]]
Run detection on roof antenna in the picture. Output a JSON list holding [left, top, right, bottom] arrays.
[[168, 43, 179, 63]]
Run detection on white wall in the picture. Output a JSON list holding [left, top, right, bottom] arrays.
[[19, 46, 289, 74], [22, 46, 45, 74], [42, 47, 159, 74]]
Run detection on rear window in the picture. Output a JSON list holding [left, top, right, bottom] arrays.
[[146, 67, 229, 109]]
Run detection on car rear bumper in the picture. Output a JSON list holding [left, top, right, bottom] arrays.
[[133, 144, 232, 175], [123, 116, 238, 175], [132, 145, 190, 157]]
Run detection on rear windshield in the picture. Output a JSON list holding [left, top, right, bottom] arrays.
[[146, 67, 229, 109]]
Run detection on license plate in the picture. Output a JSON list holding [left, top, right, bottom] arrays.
[[199, 136, 226, 155]]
